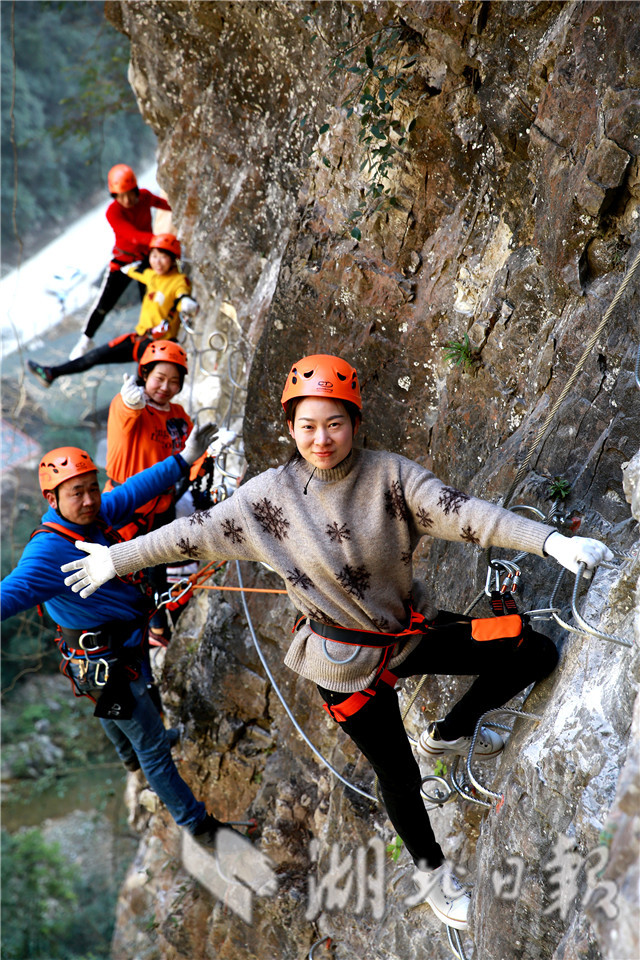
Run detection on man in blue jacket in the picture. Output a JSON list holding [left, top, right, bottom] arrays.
[[1, 435, 222, 844]]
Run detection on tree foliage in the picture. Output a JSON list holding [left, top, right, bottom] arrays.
[[1, 0, 155, 265]]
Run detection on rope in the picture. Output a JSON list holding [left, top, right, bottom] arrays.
[[502, 246, 640, 509], [195, 584, 288, 595], [234, 560, 378, 804]]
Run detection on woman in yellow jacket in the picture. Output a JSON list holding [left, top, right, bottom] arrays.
[[28, 235, 198, 387]]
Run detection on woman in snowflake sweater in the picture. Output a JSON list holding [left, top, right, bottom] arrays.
[[62, 353, 612, 930]]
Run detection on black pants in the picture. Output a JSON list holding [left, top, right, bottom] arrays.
[[317, 611, 559, 867], [48, 333, 153, 381], [83, 260, 147, 340]]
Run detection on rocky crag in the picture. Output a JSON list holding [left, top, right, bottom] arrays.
[[104, 3, 639, 958]]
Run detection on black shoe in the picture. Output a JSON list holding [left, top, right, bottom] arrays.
[[123, 757, 140, 772], [192, 812, 226, 849], [28, 360, 54, 387]]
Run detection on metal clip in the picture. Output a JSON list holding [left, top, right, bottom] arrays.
[[156, 578, 192, 611], [94, 658, 110, 687], [79, 631, 101, 651], [485, 559, 521, 596]]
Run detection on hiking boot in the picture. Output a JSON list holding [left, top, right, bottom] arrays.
[[68, 334, 94, 360], [418, 721, 504, 762], [420, 863, 470, 930], [192, 812, 226, 850], [27, 360, 54, 387]]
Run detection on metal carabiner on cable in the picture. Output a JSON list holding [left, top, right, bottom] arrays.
[[155, 578, 192, 611], [485, 559, 521, 596]]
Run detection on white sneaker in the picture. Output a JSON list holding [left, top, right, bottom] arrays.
[[68, 334, 94, 360], [407, 862, 470, 929], [418, 721, 504, 761]]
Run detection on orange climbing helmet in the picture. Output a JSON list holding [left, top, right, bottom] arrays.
[[281, 354, 362, 412], [138, 340, 189, 376], [107, 164, 137, 194], [39, 447, 98, 496], [150, 233, 181, 258]]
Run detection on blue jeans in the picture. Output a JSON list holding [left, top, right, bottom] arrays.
[[67, 660, 206, 833]]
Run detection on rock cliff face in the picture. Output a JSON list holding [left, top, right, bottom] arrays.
[[105, 3, 639, 958]]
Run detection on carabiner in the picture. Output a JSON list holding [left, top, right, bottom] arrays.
[[156, 578, 192, 611], [79, 631, 102, 651], [94, 658, 110, 687]]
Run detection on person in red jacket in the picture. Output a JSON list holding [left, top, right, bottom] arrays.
[[68, 164, 171, 360]]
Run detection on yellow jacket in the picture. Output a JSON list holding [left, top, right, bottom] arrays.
[[126, 265, 192, 340]]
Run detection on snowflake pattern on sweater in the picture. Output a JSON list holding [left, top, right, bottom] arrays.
[[252, 498, 290, 540], [416, 507, 434, 529], [326, 521, 351, 542], [176, 536, 200, 558], [287, 567, 312, 590], [336, 563, 371, 600], [222, 518, 245, 544], [384, 480, 408, 520], [437, 486, 470, 516], [188, 511, 208, 527], [461, 525, 480, 545]]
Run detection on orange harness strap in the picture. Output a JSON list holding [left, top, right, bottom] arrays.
[[323, 666, 398, 724]]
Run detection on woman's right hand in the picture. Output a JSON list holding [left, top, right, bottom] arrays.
[[61, 542, 117, 598], [121, 373, 146, 409]]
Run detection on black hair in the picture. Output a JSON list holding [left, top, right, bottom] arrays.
[[139, 360, 186, 391], [284, 396, 361, 430], [283, 396, 362, 468], [151, 247, 178, 261], [110, 186, 140, 200]]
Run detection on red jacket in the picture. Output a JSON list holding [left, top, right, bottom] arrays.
[[106, 189, 171, 270]]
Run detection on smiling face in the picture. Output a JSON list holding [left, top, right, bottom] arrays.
[[46, 472, 101, 525], [143, 361, 182, 405], [287, 397, 359, 471], [149, 248, 174, 276]]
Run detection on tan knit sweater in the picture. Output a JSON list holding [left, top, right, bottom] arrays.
[[108, 449, 554, 692]]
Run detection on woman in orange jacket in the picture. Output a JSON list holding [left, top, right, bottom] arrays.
[[105, 340, 202, 641]]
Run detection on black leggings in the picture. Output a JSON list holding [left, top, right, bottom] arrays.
[[83, 260, 147, 339], [48, 333, 152, 381], [317, 611, 559, 867]]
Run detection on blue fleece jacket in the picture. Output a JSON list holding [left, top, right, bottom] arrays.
[[0, 455, 187, 638]]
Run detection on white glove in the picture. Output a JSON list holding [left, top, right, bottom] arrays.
[[151, 320, 170, 339], [61, 542, 117, 598], [120, 260, 142, 276], [544, 531, 614, 578], [181, 422, 218, 465], [178, 296, 199, 317], [120, 373, 146, 410]]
